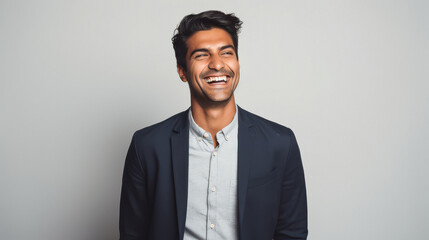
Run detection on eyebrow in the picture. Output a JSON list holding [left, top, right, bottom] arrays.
[[189, 45, 235, 58]]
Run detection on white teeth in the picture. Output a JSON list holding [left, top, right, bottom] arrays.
[[206, 76, 227, 83]]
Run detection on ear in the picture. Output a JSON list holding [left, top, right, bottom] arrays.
[[177, 65, 187, 82]]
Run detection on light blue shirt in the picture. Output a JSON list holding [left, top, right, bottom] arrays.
[[184, 108, 239, 240]]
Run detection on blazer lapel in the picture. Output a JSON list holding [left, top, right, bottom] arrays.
[[171, 110, 190, 240], [237, 106, 255, 238]]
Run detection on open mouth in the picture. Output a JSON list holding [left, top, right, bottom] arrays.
[[204, 75, 229, 84]]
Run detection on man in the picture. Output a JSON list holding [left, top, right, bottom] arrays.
[[120, 10, 307, 240]]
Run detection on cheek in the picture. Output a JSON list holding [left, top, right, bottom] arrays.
[[226, 60, 239, 72], [189, 64, 205, 78]]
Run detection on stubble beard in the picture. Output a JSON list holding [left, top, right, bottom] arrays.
[[189, 76, 237, 109]]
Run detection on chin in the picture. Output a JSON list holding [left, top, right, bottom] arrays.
[[207, 94, 234, 103]]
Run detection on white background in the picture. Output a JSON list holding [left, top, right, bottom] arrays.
[[1, 0, 428, 239]]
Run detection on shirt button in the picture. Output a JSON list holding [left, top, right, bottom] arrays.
[[212, 151, 217, 156], [226, 135, 230, 140], [210, 223, 215, 229], [197, 137, 202, 141], [211, 187, 216, 192], [203, 132, 209, 138]]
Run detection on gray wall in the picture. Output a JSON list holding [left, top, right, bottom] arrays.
[[1, 1, 428, 239]]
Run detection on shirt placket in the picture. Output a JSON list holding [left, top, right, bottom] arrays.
[[206, 134, 219, 239]]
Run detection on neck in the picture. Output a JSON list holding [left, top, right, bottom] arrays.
[[190, 96, 237, 147]]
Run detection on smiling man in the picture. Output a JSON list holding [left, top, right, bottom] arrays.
[[120, 10, 308, 240]]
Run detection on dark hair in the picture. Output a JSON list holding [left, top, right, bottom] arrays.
[[172, 10, 243, 70]]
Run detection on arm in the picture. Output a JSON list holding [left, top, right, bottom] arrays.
[[273, 130, 308, 240], [119, 134, 149, 240]]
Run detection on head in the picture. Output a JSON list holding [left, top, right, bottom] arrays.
[[172, 10, 242, 70], [172, 10, 243, 105]]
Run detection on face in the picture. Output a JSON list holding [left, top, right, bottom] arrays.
[[178, 28, 240, 105]]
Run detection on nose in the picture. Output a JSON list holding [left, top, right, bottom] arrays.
[[208, 54, 225, 71]]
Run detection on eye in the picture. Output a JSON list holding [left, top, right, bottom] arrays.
[[222, 51, 234, 56], [195, 53, 208, 59]]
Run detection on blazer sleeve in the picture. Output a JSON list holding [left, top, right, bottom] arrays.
[[273, 130, 308, 240], [119, 134, 149, 240]]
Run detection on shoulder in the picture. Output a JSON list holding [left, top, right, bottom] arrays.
[[132, 109, 188, 144], [238, 106, 295, 138]]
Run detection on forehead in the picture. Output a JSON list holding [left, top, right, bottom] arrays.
[[186, 28, 234, 53]]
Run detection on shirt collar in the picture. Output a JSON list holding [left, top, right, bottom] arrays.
[[188, 106, 238, 142]]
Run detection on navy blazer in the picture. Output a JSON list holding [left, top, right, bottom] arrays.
[[120, 106, 307, 240]]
